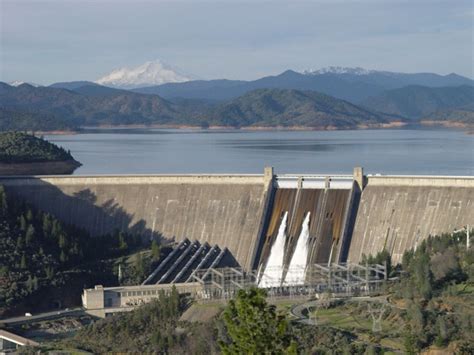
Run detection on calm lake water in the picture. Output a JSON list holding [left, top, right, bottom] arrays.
[[45, 128, 474, 176]]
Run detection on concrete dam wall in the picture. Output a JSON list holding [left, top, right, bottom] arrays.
[[0, 174, 273, 270], [1, 169, 473, 272], [348, 176, 474, 264]]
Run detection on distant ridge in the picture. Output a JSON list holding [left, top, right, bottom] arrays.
[[361, 85, 474, 119], [0, 83, 399, 130], [49, 81, 99, 90], [203, 88, 400, 129], [132, 68, 473, 103]]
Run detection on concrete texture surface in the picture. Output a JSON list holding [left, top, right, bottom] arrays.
[[0, 175, 270, 269], [348, 178, 474, 264], [1, 173, 473, 270]]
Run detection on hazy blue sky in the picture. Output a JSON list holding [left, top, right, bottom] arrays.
[[1, 0, 473, 84]]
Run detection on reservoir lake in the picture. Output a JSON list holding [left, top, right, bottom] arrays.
[[46, 128, 474, 176]]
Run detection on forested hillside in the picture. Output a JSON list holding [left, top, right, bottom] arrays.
[[203, 88, 399, 128], [37, 230, 474, 354], [422, 105, 474, 127], [0, 132, 74, 163], [0, 109, 77, 132], [0, 83, 180, 127], [0, 83, 402, 130], [0, 186, 144, 315], [362, 85, 474, 119]]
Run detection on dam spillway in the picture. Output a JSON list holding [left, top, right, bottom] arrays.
[[0, 168, 473, 273], [254, 175, 353, 285]]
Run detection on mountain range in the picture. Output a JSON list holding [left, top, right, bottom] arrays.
[[361, 85, 474, 119], [131, 68, 472, 104], [0, 82, 401, 130], [201, 88, 398, 129], [1, 64, 473, 131]]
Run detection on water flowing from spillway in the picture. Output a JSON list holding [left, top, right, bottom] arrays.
[[258, 212, 288, 288], [284, 212, 311, 286]]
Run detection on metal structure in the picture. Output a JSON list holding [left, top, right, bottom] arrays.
[[190, 262, 388, 300], [142, 239, 226, 285]]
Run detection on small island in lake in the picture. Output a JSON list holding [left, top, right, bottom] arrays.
[[0, 132, 81, 175]]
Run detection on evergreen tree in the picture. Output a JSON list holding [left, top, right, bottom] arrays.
[[134, 252, 146, 281], [45, 266, 55, 280], [19, 215, 27, 231], [59, 234, 67, 249], [118, 232, 128, 251], [0, 186, 7, 215], [26, 275, 34, 292], [151, 240, 161, 261], [26, 209, 33, 222], [219, 288, 296, 354], [32, 276, 39, 291], [42, 214, 52, 237], [60, 250, 68, 264], [25, 224, 35, 245], [20, 254, 27, 269], [16, 236, 24, 249]]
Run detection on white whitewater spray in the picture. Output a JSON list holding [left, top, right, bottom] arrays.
[[258, 212, 288, 288], [284, 212, 311, 286]]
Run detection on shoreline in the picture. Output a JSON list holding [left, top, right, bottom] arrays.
[[31, 120, 472, 135], [0, 159, 82, 176], [420, 120, 473, 129], [43, 121, 408, 134]]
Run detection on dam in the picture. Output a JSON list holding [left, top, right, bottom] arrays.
[[0, 167, 473, 273]]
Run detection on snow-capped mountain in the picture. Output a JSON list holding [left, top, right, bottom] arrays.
[[95, 60, 195, 89], [301, 66, 378, 76], [9, 80, 42, 87]]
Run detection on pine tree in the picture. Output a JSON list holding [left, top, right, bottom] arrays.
[[151, 240, 161, 261], [25, 224, 35, 245], [19, 215, 27, 231], [119, 232, 128, 251], [32, 276, 39, 291], [16, 236, 24, 249], [135, 252, 146, 281], [219, 288, 296, 354], [42, 214, 52, 237], [0, 186, 7, 215], [26, 209, 33, 222], [60, 250, 68, 264], [59, 234, 67, 249], [45, 266, 54, 280], [20, 254, 27, 269], [26, 275, 34, 292]]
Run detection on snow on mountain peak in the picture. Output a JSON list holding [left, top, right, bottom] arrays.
[[9, 80, 41, 87], [95, 60, 195, 89], [301, 66, 376, 76]]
